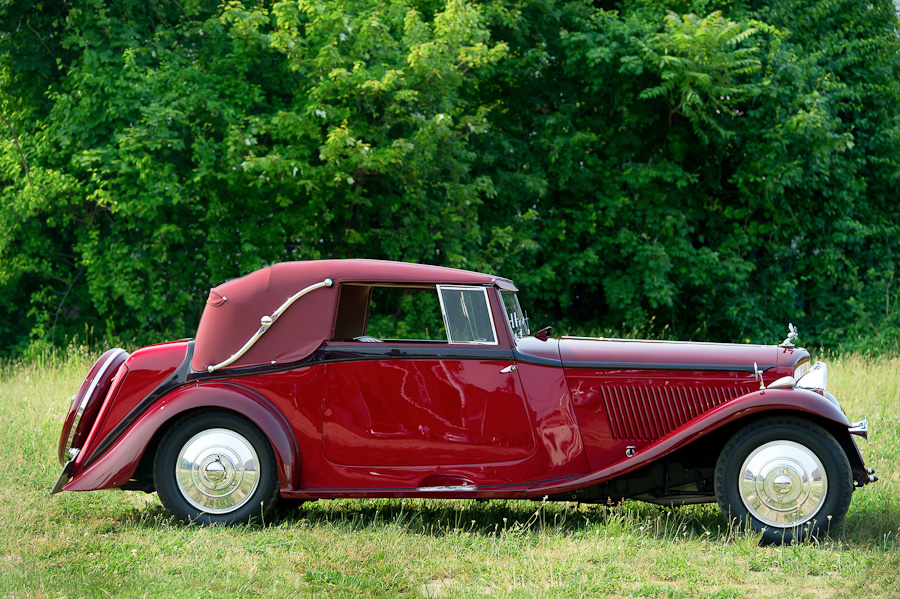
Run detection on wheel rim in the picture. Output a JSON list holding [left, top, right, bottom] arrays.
[[739, 440, 828, 528], [175, 428, 261, 514]]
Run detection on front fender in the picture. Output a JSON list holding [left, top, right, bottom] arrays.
[[527, 386, 851, 497], [63, 383, 300, 494]]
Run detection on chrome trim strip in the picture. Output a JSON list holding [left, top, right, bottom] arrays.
[[64, 349, 127, 460], [560, 361, 772, 373], [321, 345, 515, 363], [78, 348, 128, 412], [208, 278, 333, 373]]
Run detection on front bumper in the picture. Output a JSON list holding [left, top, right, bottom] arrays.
[[847, 417, 877, 487], [849, 417, 868, 440]]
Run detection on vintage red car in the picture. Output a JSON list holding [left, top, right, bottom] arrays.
[[53, 259, 875, 542]]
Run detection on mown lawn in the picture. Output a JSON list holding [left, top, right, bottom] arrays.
[[1, 349, 898, 598]]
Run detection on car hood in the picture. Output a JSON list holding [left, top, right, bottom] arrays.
[[556, 336, 792, 375]]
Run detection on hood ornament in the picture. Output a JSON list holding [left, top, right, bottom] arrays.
[[781, 323, 798, 347]]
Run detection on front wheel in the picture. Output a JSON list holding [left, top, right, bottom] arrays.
[[714, 417, 852, 544], [154, 411, 279, 525]]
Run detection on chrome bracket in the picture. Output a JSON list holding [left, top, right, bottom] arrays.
[[207, 278, 333, 373]]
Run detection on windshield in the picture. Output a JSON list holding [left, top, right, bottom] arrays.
[[500, 291, 530, 340]]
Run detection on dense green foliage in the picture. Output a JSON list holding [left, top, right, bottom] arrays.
[[2, 0, 899, 354]]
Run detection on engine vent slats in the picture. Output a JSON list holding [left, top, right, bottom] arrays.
[[601, 385, 753, 441]]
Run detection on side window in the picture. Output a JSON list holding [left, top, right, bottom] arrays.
[[366, 286, 447, 341], [333, 284, 498, 344], [437, 286, 498, 344]]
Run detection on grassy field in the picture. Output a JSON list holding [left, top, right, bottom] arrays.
[[1, 348, 898, 598]]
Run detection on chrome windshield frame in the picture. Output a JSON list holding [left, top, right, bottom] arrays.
[[435, 285, 500, 345], [499, 289, 530, 341]]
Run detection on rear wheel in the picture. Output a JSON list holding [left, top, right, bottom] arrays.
[[714, 417, 852, 544], [154, 412, 279, 525]]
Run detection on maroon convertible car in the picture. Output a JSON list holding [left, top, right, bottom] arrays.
[[53, 259, 875, 543]]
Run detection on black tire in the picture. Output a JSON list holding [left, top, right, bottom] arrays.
[[714, 417, 852, 544], [154, 411, 279, 525]]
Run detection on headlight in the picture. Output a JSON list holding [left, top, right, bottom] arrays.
[[793, 360, 810, 379], [796, 361, 827, 394]]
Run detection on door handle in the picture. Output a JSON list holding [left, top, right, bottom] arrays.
[[500, 365, 517, 374]]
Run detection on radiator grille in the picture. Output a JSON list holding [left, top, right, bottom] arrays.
[[602, 385, 754, 441]]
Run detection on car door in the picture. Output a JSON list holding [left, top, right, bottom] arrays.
[[322, 285, 537, 467]]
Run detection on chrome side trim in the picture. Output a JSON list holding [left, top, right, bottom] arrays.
[[79, 348, 129, 412], [207, 278, 333, 373], [64, 348, 128, 461]]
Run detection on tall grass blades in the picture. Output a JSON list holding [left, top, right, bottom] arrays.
[[0, 350, 898, 597]]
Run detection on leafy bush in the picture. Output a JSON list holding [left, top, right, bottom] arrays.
[[1, 0, 898, 354]]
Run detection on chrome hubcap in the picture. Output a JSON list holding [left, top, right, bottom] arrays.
[[739, 440, 827, 527], [176, 429, 260, 514]]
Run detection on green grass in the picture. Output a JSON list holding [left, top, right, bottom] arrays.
[[1, 349, 898, 598]]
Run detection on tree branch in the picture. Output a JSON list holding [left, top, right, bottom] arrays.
[[0, 110, 34, 188], [26, 18, 56, 59], [51, 267, 84, 346]]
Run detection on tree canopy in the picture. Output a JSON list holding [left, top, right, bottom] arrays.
[[2, 0, 899, 354]]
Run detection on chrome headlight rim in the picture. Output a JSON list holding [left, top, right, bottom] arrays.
[[796, 361, 827, 394]]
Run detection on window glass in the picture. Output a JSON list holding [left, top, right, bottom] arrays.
[[437, 286, 497, 344], [365, 286, 446, 340], [501, 291, 530, 339]]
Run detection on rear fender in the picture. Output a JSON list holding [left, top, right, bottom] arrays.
[[63, 382, 300, 494], [527, 387, 851, 497]]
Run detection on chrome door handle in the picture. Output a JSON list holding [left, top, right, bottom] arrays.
[[500, 365, 517, 374]]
